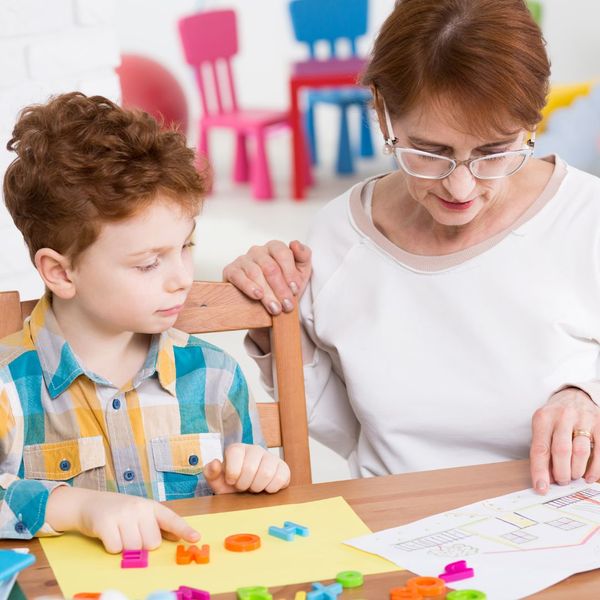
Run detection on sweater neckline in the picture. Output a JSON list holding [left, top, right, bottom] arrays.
[[349, 155, 567, 272]]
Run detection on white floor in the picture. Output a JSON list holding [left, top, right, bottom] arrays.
[[192, 110, 390, 483]]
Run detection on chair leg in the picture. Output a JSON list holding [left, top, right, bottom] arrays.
[[336, 106, 354, 175], [252, 131, 273, 200], [199, 124, 209, 162], [198, 124, 213, 194], [233, 132, 250, 182], [305, 100, 318, 166], [301, 128, 314, 187], [359, 103, 374, 158]]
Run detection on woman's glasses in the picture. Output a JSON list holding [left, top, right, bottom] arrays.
[[382, 99, 535, 180]]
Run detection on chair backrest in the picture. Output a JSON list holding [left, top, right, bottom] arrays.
[[0, 283, 312, 485], [178, 10, 239, 117], [289, 0, 368, 59]]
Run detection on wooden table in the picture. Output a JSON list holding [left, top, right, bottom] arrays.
[[289, 57, 366, 200], [3, 460, 600, 598]]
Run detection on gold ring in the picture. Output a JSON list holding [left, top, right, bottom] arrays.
[[573, 429, 594, 442]]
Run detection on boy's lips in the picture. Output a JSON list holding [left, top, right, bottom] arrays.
[[157, 304, 183, 316]]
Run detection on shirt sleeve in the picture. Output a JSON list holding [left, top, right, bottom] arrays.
[[299, 290, 361, 459], [221, 362, 266, 449], [0, 386, 65, 539], [552, 382, 600, 406]]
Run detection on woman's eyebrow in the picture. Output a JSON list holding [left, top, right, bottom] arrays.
[[407, 134, 521, 150], [407, 136, 449, 148], [477, 135, 520, 150]]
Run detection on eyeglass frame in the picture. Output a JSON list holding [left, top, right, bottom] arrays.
[[381, 97, 536, 181]]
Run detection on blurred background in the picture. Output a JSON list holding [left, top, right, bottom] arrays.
[[1, 0, 599, 482]]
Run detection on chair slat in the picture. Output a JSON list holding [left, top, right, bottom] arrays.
[[257, 403, 282, 448], [175, 282, 272, 332]]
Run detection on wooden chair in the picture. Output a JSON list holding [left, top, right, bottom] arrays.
[[0, 282, 312, 485]]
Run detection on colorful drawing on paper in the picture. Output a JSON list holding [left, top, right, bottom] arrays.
[[346, 481, 600, 600]]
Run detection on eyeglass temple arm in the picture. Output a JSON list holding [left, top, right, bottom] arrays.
[[381, 97, 398, 147]]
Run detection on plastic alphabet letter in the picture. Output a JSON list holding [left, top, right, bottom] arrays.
[[439, 560, 474, 583], [120, 549, 148, 569], [268, 521, 310, 541], [306, 582, 342, 600], [176, 544, 210, 565]]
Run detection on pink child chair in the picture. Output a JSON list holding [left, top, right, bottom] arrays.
[[179, 10, 292, 200]]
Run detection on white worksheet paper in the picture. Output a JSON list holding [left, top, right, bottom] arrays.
[[345, 481, 600, 599]]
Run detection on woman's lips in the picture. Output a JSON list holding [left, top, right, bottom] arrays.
[[436, 195, 474, 211]]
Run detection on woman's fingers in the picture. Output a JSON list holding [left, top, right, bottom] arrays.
[[530, 407, 553, 494], [551, 408, 577, 485], [224, 240, 313, 314], [253, 247, 297, 314], [265, 240, 307, 296], [223, 256, 267, 301], [571, 425, 594, 480], [584, 425, 600, 483]]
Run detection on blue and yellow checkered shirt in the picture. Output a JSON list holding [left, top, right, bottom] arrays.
[[0, 296, 264, 539]]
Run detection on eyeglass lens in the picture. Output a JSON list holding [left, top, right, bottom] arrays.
[[398, 150, 528, 179]]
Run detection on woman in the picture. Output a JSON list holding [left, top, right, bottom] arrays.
[[224, 0, 600, 494]]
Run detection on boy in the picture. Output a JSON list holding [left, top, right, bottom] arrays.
[[0, 92, 290, 553]]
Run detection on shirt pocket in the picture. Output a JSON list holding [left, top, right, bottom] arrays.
[[22, 436, 106, 489], [150, 433, 223, 499]]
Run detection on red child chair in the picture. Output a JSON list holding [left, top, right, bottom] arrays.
[[178, 10, 293, 200]]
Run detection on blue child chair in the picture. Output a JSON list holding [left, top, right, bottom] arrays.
[[288, 0, 374, 175]]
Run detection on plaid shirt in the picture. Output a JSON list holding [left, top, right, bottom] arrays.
[[0, 295, 264, 540]]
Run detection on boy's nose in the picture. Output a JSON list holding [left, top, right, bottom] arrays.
[[166, 261, 194, 293]]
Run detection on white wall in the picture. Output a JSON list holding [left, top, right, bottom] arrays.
[[0, 0, 121, 299]]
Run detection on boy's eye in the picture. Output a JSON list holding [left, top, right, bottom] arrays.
[[136, 259, 160, 272], [183, 240, 195, 250]]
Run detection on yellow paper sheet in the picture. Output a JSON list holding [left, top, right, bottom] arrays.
[[40, 496, 400, 598]]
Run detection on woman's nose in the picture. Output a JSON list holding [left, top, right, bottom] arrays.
[[442, 164, 477, 201]]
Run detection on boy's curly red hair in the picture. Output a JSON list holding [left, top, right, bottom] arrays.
[[3, 92, 205, 264]]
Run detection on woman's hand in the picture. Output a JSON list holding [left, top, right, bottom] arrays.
[[223, 240, 312, 315], [530, 387, 600, 494]]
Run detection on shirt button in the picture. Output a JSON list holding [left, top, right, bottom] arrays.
[[59, 459, 71, 472], [123, 470, 135, 482], [188, 454, 199, 466], [14, 521, 27, 534], [112, 398, 121, 410]]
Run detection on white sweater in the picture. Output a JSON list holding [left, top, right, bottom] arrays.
[[251, 158, 600, 478]]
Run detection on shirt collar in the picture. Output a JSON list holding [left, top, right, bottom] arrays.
[[27, 295, 178, 399]]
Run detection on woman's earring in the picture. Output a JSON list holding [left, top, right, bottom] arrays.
[[383, 141, 394, 155]]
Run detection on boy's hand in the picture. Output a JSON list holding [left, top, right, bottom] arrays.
[[204, 444, 290, 494], [46, 486, 200, 553]]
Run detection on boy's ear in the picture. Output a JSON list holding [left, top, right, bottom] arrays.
[[34, 248, 76, 300]]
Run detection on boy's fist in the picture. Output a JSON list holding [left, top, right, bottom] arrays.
[[204, 444, 290, 494]]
